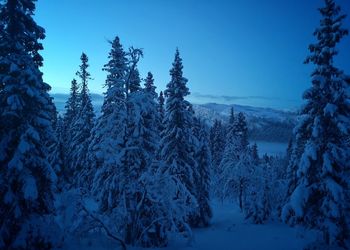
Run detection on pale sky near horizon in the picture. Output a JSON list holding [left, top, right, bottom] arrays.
[[35, 0, 350, 110]]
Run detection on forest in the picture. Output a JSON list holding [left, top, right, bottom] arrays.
[[0, 0, 349, 249]]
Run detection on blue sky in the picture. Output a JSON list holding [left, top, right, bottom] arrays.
[[35, 0, 350, 110]]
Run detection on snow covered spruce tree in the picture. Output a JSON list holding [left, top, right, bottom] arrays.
[[160, 49, 198, 228], [122, 49, 163, 246], [61, 79, 79, 184], [251, 142, 260, 165], [70, 53, 95, 187], [158, 90, 165, 134], [209, 119, 226, 174], [48, 115, 65, 189], [282, 0, 350, 247], [215, 108, 237, 201], [87, 36, 128, 197], [0, 0, 58, 248], [144, 71, 162, 137], [191, 118, 213, 227], [243, 161, 271, 224], [216, 109, 252, 208]]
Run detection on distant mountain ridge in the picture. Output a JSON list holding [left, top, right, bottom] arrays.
[[192, 103, 296, 143], [52, 93, 296, 142]]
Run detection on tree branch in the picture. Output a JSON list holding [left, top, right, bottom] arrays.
[[81, 205, 127, 250]]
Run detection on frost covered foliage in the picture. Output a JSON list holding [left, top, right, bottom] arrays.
[[244, 156, 288, 224], [62, 79, 79, 184], [243, 162, 271, 224], [190, 118, 213, 227], [209, 119, 226, 174], [70, 53, 95, 187], [282, 0, 350, 247], [0, 0, 58, 248], [82, 40, 200, 247], [160, 49, 199, 227], [48, 115, 66, 189], [158, 90, 165, 134], [215, 109, 251, 209], [86, 37, 128, 191]]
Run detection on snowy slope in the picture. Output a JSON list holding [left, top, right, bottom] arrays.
[[64, 201, 318, 250]]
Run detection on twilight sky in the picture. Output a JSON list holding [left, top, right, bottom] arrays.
[[35, 0, 350, 110]]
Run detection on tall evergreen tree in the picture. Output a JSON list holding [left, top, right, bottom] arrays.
[[70, 53, 95, 187], [216, 110, 252, 210], [48, 115, 65, 189], [160, 49, 197, 226], [63, 79, 79, 133], [235, 112, 249, 153], [251, 143, 259, 165], [0, 0, 56, 248], [144, 72, 157, 99], [191, 118, 213, 227], [209, 119, 226, 172], [61, 79, 79, 185], [89, 36, 128, 197], [158, 90, 165, 134], [282, 0, 350, 247]]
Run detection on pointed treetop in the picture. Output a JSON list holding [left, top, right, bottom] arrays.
[[229, 107, 235, 124], [0, 0, 46, 66], [166, 48, 189, 99], [102, 35, 128, 96], [144, 71, 157, 99], [76, 52, 92, 107], [305, 0, 348, 67], [129, 67, 141, 93]]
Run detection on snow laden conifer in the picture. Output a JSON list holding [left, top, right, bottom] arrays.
[[215, 108, 237, 201], [70, 53, 95, 187], [48, 115, 65, 189], [282, 0, 350, 247], [89, 36, 128, 201], [120, 49, 173, 247], [62, 79, 79, 184], [158, 91, 165, 135], [191, 118, 213, 227], [0, 0, 58, 248], [216, 109, 253, 211], [160, 49, 198, 230], [209, 119, 226, 174]]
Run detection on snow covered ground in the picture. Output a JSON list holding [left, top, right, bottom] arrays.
[[65, 201, 318, 250]]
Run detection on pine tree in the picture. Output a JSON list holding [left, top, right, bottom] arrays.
[[217, 109, 252, 210], [0, 0, 56, 248], [63, 79, 79, 136], [215, 109, 237, 201], [144, 72, 157, 99], [128, 61, 141, 94], [89, 37, 128, 205], [60, 79, 79, 185], [235, 112, 249, 153], [48, 115, 65, 189], [158, 90, 165, 134], [71, 53, 95, 187], [120, 48, 171, 246], [160, 49, 197, 228], [251, 143, 259, 165], [244, 160, 271, 224], [209, 119, 226, 172], [191, 118, 213, 227], [282, 0, 350, 247]]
